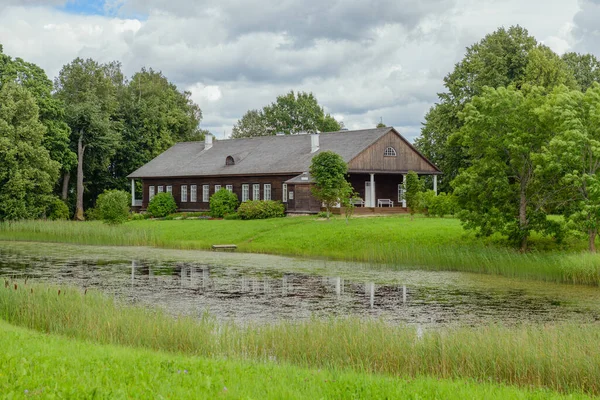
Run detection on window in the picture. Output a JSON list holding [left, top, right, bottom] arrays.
[[226, 185, 233, 193], [226, 156, 235, 165], [282, 183, 288, 202], [149, 186, 155, 201], [289, 191, 294, 200], [157, 185, 164, 193], [242, 184, 249, 202], [190, 185, 197, 202], [264, 184, 271, 200], [215, 184, 222, 193], [202, 185, 209, 202], [181, 185, 188, 202], [398, 184, 405, 203], [166, 185, 172, 194], [252, 184, 260, 200], [384, 147, 397, 157]]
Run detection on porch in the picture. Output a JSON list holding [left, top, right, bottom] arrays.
[[326, 206, 409, 215]]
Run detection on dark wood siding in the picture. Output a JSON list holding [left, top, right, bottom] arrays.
[[142, 175, 297, 211], [286, 184, 320, 213], [348, 131, 438, 173]]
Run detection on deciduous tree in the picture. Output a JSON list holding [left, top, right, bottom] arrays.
[[54, 58, 122, 220], [309, 151, 351, 220], [0, 83, 60, 220]]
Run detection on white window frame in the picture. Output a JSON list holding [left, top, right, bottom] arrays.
[[242, 184, 249, 202], [190, 185, 197, 202], [226, 185, 233, 193], [384, 147, 397, 157], [166, 185, 172, 194], [282, 183, 288, 202], [289, 191, 294, 200], [264, 184, 271, 201], [252, 184, 260, 201], [202, 185, 209, 202], [215, 184, 222, 193], [149, 186, 155, 201], [157, 185, 164, 193], [181, 185, 188, 202]]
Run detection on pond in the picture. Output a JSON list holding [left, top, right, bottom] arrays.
[[1, 241, 599, 327]]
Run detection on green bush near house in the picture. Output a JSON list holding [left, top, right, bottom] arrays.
[[147, 193, 177, 218], [237, 200, 285, 220], [417, 191, 460, 218], [47, 198, 70, 220], [209, 189, 239, 218], [96, 190, 131, 225]]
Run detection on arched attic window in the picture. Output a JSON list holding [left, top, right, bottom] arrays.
[[225, 156, 235, 166], [384, 147, 397, 157]]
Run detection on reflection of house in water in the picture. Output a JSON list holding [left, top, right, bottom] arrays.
[[130, 260, 410, 310]]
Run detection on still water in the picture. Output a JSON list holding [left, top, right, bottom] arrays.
[[1, 242, 599, 327]]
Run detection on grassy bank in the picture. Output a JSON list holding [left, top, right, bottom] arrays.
[[2, 281, 599, 395], [0, 321, 578, 400], [1, 217, 599, 285]]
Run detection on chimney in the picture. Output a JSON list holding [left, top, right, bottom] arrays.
[[311, 133, 319, 153], [204, 134, 213, 150]]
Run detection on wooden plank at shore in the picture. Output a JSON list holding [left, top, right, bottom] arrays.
[[212, 244, 237, 250]]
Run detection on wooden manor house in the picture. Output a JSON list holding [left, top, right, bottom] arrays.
[[127, 127, 442, 214]]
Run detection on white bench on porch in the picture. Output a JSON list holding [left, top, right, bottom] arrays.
[[377, 199, 394, 207], [351, 198, 365, 207]]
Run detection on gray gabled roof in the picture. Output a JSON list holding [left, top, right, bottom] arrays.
[[128, 127, 396, 179]]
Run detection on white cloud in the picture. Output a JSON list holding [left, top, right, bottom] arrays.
[[0, 0, 589, 140]]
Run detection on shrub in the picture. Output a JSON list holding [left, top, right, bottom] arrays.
[[47, 198, 70, 220], [237, 200, 285, 220], [209, 189, 239, 218], [223, 212, 240, 220], [96, 190, 131, 225], [147, 193, 177, 218], [129, 213, 146, 221], [416, 191, 460, 218]]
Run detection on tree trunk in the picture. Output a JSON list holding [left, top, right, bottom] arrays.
[[519, 186, 528, 252], [75, 134, 85, 221], [61, 172, 70, 200], [589, 229, 597, 253]]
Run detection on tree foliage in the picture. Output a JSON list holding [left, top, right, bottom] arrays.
[[309, 151, 351, 220], [54, 58, 122, 220], [0, 83, 60, 220], [452, 85, 558, 251], [404, 171, 424, 218], [414, 26, 578, 193], [538, 84, 600, 251], [562, 52, 600, 92], [232, 91, 341, 138]]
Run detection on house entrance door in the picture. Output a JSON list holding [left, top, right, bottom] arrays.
[[365, 181, 375, 207]]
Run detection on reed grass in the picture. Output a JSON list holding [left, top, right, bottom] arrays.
[[1, 321, 576, 399], [1, 217, 599, 285], [2, 280, 599, 395]]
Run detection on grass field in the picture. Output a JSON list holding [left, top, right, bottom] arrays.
[[1, 320, 581, 400], [2, 281, 599, 396], [1, 216, 599, 285]]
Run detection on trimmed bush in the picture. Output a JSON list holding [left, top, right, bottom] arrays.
[[147, 193, 177, 218], [237, 200, 285, 220], [209, 189, 239, 218], [96, 190, 131, 225], [47, 198, 70, 220]]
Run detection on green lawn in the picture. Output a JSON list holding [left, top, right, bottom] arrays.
[[1, 216, 599, 285], [1, 320, 581, 400]]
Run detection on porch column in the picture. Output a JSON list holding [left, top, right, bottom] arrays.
[[370, 173, 375, 207], [433, 175, 438, 195], [131, 179, 136, 207], [402, 174, 407, 208]]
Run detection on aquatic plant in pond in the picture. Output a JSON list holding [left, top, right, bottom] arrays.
[[2, 280, 600, 395]]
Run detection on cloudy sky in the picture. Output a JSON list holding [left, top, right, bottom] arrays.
[[0, 0, 597, 141]]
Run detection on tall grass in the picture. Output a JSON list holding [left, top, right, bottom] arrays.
[[0, 220, 161, 247], [2, 280, 600, 395]]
